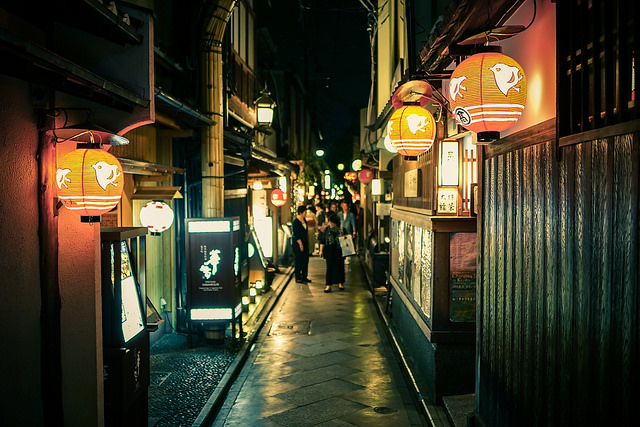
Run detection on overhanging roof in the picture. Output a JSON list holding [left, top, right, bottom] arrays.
[[419, 0, 527, 75], [0, 28, 148, 111]]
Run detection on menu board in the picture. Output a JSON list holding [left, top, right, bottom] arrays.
[[449, 232, 477, 322], [111, 241, 145, 343]]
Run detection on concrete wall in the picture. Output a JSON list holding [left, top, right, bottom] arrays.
[[0, 75, 44, 426]]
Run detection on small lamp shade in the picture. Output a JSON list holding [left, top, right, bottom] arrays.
[[388, 104, 436, 159], [449, 52, 527, 141], [140, 201, 174, 234], [56, 149, 123, 217], [358, 168, 374, 184], [255, 89, 276, 126], [270, 188, 286, 207]]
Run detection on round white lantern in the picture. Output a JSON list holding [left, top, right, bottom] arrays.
[[139, 201, 174, 235]]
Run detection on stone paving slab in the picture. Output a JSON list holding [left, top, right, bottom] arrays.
[[212, 256, 429, 426]]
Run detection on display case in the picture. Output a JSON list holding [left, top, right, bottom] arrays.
[[100, 227, 149, 427]]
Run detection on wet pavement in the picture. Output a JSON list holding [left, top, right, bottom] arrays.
[[211, 256, 430, 427], [148, 265, 294, 427]]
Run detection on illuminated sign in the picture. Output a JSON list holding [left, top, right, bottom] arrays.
[[186, 218, 242, 320]]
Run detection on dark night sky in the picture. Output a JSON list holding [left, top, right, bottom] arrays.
[[256, 0, 372, 170]]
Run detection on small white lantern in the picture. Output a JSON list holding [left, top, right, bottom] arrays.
[[140, 201, 174, 235]]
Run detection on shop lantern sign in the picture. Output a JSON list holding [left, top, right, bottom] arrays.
[[449, 51, 527, 142], [344, 171, 358, 183], [358, 168, 374, 184], [57, 148, 124, 221], [270, 188, 286, 207], [140, 201, 174, 235], [388, 104, 436, 160]]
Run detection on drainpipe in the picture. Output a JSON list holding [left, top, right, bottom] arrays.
[[201, 0, 237, 218]]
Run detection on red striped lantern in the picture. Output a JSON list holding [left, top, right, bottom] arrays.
[[388, 104, 436, 160], [270, 188, 287, 207], [358, 168, 374, 184], [449, 51, 527, 142], [56, 149, 124, 218]]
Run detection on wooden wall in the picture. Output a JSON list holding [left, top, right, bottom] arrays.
[[478, 131, 639, 426]]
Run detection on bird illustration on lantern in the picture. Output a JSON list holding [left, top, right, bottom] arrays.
[[387, 103, 437, 160], [449, 51, 527, 142], [56, 148, 124, 221], [270, 188, 287, 207], [140, 201, 174, 235]]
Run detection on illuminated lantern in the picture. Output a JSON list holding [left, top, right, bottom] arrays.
[[449, 51, 527, 142], [57, 148, 124, 220], [270, 188, 286, 207], [140, 201, 174, 235], [388, 104, 436, 160], [344, 171, 357, 183], [358, 168, 374, 184]]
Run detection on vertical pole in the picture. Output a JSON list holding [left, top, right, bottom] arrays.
[[39, 119, 64, 424], [202, 48, 225, 218]]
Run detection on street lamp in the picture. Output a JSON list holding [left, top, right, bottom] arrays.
[[255, 87, 276, 127]]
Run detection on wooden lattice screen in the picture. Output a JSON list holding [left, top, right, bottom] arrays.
[[558, 0, 638, 137]]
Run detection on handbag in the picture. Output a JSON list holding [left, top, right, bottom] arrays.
[[338, 234, 356, 257]]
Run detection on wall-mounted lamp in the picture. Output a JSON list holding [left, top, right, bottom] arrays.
[[358, 168, 374, 184], [351, 159, 362, 171], [255, 87, 276, 127], [449, 48, 527, 142], [270, 188, 286, 207], [388, 103, 436, 160], [315, 149, 325, 157], [56, 148, 124, 222], [371, 179, 382, 196], [252, 181, 264, 191], [139, 201, 174, 235]]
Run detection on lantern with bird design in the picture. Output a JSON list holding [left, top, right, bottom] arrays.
[[448, 51, 527, 142], [56, 149, 124, 220], [387, 104, 437, 160]]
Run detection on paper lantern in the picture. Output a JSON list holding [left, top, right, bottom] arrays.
[[358, 168, 374, 184], [270, 188, 286, 207], [449, 51, 527, 141], [140, 201, 174, 234], [56, 148, 124, 218], [387, 104, 436, 159], [344, 171, 357, 183]]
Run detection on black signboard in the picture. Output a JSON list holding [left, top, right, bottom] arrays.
[[186, 218, 242, 322]]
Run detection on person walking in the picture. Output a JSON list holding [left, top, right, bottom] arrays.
[[314, 202, 327, 255], [318, 212, 345, 292], [292, 205, 311, 283], [338, 199, 357, 264]]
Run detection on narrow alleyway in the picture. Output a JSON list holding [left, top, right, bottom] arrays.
[[210, 256, 430, 426]]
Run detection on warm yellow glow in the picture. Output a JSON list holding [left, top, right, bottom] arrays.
[[527, 73, 543, 116], [252, 181, 264, 190], [371, 179, 382, 195]]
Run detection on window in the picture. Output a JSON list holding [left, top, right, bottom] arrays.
[[557, 0, 638, 137]]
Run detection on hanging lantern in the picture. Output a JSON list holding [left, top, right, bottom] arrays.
[[358, 168, 374, 184], [56, 148, 124, 221], [448, 51, 527, 142], [140, 201, 174, 235], [344, 171, 357, 183], [388, 104, 436, 160], [270, 188, 287, 207]]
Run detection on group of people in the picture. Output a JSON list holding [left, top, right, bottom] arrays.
[[291, 199, 360, 293]]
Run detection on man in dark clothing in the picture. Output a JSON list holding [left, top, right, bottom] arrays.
[[292, 205, 311, 283]]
